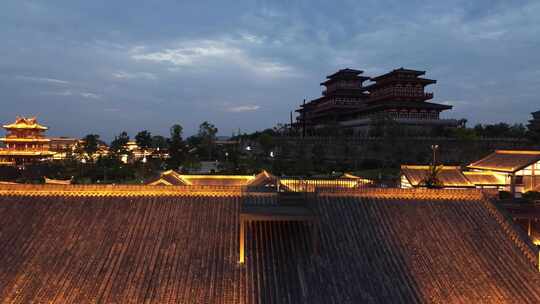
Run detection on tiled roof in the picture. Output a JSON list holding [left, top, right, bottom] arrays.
[[463, 171, 506, 186], [182, 175, 254, 186], [147, 171, 256, 186], [146, 170, 187, 185], [0, 150, 55, 156], [3, 116, 48, 130], [468, 150, 540, 173], [401, 165, 473, 187], [246, 170, 277, 187], [1, 191, 539, 303]]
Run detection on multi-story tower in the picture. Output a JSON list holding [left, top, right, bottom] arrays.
[[354, 68, 450, 120], [295, 68, 458, 135], [0, 117, 55, 166], [296, 69, 369, 129]]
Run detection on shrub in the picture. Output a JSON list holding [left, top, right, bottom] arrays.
[[523, 191, 540, 201], [499, 191, 513, 199]]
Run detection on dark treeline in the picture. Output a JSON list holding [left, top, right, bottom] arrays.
[[1, 119, 539, 184]]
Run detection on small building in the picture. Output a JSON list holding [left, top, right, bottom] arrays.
[[0, 117, 55, 166], [146, 170, 187, 186], [468, 150, 540, 195], [49, 137, 80, 160], [400, 165, 509, 190], [400, 165, 474, 189], [147, 170, 277, 187], [280, 173, 372, 192]]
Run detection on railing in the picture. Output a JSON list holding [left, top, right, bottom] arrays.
[[279, 178, 373, 193], [369, 90, 433, 101], [0, 184, 244, 197]]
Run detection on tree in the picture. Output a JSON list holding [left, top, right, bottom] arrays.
[[110, 131, 130, 155], [420, 164, 444, 189], [151, 135, 168, 150], [135, 130, 152, 151], [198, 121, 218, 160], [168, 124, 185, 168], [258, 133, 274, 156], [82, 134, 100, 160]]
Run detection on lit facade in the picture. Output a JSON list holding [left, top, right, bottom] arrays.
[[0, 117, 55, 166], [401, 150, 540, 195], [468, 150, 540, 195]]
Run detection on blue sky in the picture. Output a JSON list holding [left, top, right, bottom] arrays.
[[1, 0, 539, 140]]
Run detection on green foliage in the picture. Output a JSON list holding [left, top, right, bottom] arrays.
[[523, 191, 540, 201], [258, 133, 274, 155], [110, 131, 130, 155], [151, 135, 168, 150], [92, 155, 135, 182], [135, 130, 152, 150], [450, 127, 479, 140], [473, 123, 527, 138], [168, 124, 185, 169], [499, 191, 513, 199], [82, 134, 100, 158], [420, 164, 444, 189], [198, 121, 218, 160]]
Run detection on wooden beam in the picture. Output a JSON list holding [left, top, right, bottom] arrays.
[[239, 219, 245, 264], [511, 173, 516, 197]]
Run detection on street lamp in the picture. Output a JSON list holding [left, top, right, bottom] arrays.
[[431, 144, 439, 166]]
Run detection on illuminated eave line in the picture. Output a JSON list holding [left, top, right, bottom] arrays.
[[467, 165, 531, 174]]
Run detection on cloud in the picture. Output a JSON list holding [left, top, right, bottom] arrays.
[[130, 38, 299, 78], [41, 90, 74, 96], [15, 76, 70, 85], [112, 71, 157, 80], [2, 0, 540, 139], [41, 90, 100, 99], [80, 92, 100, 99], [225, 104, 261, 113]]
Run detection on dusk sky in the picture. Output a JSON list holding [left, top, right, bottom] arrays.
[[1, 0, 539, 141]]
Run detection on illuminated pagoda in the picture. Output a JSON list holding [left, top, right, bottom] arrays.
[[0, 116, 55, 166], [296, 68, 459, 135]]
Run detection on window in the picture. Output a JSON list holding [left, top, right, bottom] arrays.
[[515, 175, 524, 185]]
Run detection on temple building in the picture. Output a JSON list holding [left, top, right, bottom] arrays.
[[468, 150, 540, 195], [49, 137, 81, 160], [296, 68, 370, 128], [296, 68, 459, 135], [0, 117, 55, 166], [401, 150, 540, 195], [400, 165, 505, 190]]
